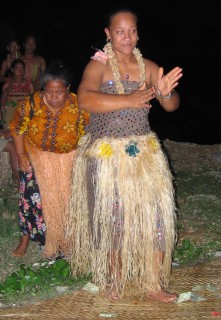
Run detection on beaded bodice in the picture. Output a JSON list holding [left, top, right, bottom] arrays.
[[86, 80, 150, 143]]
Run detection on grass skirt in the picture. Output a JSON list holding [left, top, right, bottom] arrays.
[[66, 131, 176, 296], [27, 145, 76, 258]]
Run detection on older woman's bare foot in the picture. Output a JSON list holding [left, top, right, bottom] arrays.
[[148, 289, 178, 303], [11, 234, 30, 257]]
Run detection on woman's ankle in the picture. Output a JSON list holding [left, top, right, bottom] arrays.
[[11, 234, 30, 257]]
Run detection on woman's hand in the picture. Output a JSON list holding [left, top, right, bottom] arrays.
[[0, 130, 12, 139], [18, 154, 31, 172], [157, 67, 183, 96], [129, 83, 155, 109]]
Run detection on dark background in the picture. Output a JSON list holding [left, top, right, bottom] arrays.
[[0, 0, 220, 145]]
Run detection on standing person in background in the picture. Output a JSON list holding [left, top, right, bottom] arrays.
[[1, 59, 34, 130], [22, 34, 46, 91], [0, 39, 22, 186], [66, 6, 182, 302], [10, 60, 89, 258], [0, 38, 22, 83]]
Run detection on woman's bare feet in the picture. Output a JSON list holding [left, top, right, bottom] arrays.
[[105, 283, 120, 300], [148, 289, 178, 303], [11, 234, 30, 257]]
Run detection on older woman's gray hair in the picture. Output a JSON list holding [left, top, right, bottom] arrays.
[[41, 60, 72, 89]]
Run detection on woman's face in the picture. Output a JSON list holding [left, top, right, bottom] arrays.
[[105, 12, 138, 55], [12, 63, 25, 78], [44, 80, 69, 109], [8, 41, 20, 54], [24, 37, 36, 54]]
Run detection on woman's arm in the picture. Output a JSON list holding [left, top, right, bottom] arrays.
[[40, 56, 46, 74], [77, 60, 155, 113], [9, 97, 32, 172], [0, 60, 9, 83], [0, 82, 9, 108], [12, 134, 31, 172], [147, 59, 183, 112]]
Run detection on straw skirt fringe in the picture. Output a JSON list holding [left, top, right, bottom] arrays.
[[27, 145, 76, 258], [66, 131, 176, 296]]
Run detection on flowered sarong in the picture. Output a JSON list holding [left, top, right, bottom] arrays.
[[18, 166, 45, 246]]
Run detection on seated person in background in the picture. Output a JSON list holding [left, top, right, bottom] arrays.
[[0, 38, 22, 83], [1, 59, 34, 130], [22, 34, 46, 91]]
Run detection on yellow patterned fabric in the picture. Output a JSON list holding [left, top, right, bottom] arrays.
[[9, 92, 90, 153]]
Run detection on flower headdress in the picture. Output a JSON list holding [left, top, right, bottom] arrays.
[[91, 42, 146, 94]]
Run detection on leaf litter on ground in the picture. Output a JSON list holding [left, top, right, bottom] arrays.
[[1, 140, 221, 307]]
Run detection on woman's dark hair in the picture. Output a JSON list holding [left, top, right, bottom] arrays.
[[104, 5, 138, 28], [11, 58, 25, 70], [41, 60, 72, 88], [23, 33, 37, 44], [7, 37, 20, 48]]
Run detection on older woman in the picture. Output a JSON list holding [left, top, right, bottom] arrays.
[[10, 60, 89, 258]]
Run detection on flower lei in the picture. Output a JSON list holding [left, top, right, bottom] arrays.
[[103, 42, 146, 94]]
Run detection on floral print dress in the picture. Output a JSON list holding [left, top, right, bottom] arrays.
[[18, 166, 46, 246]]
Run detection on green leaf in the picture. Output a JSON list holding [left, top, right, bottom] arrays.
[[5, 276, 17, 286], [17, 268, 26, 278], [53, 259, 67, 271], [62, 267, 70, 277], [32, 277, 43, 285], [0, 284, 6, 292], [10, 272, 19, 280], [182, 239, 191, 250], [27, 270, 37, 279]]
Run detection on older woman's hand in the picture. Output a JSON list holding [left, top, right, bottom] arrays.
[[18, 154, 31, 172]]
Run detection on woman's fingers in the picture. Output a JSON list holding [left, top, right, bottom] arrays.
[[168, 67, 183, 81], [18, 158, 31, 172]]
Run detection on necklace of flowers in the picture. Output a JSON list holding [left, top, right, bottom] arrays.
[[103, 42, 146, 94]]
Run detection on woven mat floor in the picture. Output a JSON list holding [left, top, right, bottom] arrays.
[[0, 258, 221, 320]]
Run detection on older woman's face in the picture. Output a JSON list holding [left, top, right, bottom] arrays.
[[44, 80, 69, 109]]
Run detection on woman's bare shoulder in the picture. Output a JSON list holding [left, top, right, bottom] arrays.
[[84, 59, 106, 73], [80, 59, 106, 86], [143, 57, 159, 70]]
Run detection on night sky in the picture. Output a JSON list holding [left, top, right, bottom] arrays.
[[0, 0, 220, 144]]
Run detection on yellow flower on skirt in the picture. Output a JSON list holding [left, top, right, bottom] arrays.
[[148, 137, 158, 150], [98, 142, 113, 158]]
